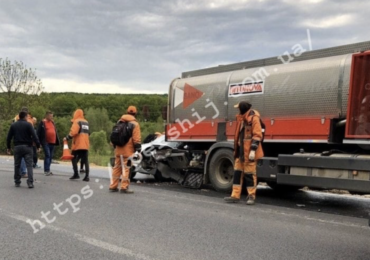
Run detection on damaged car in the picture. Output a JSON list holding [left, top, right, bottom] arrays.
[[132, 134, 207, 188], [132, 134, 182, 181]]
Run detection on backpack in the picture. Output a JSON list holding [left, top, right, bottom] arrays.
[[110, 121, 133, 147]]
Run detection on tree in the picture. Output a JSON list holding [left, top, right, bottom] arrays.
[[90, 131, 110, 155], [84, 107, 113, 137], [49, 95, 78, 117], [0, 58, 44, 120]]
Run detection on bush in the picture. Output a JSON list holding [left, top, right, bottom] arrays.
[[90, 130, 110, 155], [0, 119, 12, 153]]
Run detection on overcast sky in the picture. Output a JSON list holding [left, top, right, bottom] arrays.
[[0, 0, 369, 94]]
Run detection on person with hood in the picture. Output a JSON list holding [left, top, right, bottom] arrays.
[[224, 101, 264, 205], [109, 106, 141, 193], [64, 109, 90, 181], [69, 118, 85, 173], [37, 111, 60, 175]]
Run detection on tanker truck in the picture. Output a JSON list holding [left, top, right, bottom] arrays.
[[142, 41, 370, 194]]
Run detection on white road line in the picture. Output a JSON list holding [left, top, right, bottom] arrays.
[[2, 210, 156, 260]]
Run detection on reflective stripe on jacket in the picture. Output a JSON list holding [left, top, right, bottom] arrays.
[[67, 109, 90, 150], [233, 109, 264, 162]]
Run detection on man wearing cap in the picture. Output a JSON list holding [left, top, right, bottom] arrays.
[[109, 106, 141, 194], [224, 101, 264, 205]]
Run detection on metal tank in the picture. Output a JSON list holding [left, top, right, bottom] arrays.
[[169, 54, 352, 123]]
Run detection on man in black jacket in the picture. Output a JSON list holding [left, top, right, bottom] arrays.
[[7, 111, 41, 188]]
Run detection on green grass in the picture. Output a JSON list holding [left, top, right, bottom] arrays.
[[89, 153, 113, 167]]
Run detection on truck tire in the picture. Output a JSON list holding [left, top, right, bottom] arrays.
[[209, 149, 234, 192], [266, 181, 303, 193]]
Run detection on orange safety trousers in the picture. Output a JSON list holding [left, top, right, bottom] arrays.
[[230, 158, 257, 199], [109, 155, 130, 190]]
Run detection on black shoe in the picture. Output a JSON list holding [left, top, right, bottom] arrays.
[[80, 169, 85, 173], [120, 189, 134, 194], [109, 188, 119, 192], [82, 177, 89, 182], [69, 175, 80, 180], [15, 183, 20, 187], [224, 197, 240, 203], [27, 182, 34, 189]]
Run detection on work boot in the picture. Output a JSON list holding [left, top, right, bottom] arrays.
[[224, 197, 240, 203], [246, 196, 255, 205], [83, 173, 89, 182], [120, 189, 134, 194], [109, 188, 119, 192], [69, 174, 80, 180]]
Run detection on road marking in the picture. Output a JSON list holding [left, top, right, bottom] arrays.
[[2, 210, 156, 260]]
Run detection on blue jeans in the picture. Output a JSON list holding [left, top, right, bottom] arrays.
[[20, 158, 27, 174], [43, 144, 55, 172]]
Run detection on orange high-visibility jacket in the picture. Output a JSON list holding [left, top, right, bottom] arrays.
[[114, 114, 141, 158], [233, 109, 264, 162], [67, 109, 90, 151]]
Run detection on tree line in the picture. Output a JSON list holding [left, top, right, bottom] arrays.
[[0, 92, 168, 160], [0, 58, 168, 164]]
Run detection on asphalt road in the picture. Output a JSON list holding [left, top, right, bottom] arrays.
[[0, 156, 369, 260]]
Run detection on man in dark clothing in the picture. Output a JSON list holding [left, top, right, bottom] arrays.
[[7, 111, 41, 188]]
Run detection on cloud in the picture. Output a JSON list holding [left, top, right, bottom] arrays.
[[302, 14, 353, 28], [0, 0, 369, 94], [43, 78, 165, 94]]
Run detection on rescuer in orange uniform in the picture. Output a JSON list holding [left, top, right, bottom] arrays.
[[109, 106, 141, 193], [64, 109, 90, 181], [224, 101, 264, 205]]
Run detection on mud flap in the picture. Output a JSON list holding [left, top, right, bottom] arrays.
[[182, 172, 203, 189]]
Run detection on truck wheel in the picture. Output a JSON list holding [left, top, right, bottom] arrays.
[[209, 149, 234, 192], [266, 181, 303, 193]]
